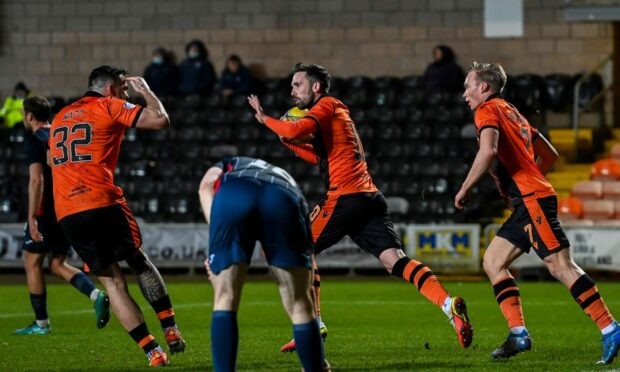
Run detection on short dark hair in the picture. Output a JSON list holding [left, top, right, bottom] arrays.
[[293, 63, 331, 94], [88, 65, 127, 91], [23, 96, 51, 122]]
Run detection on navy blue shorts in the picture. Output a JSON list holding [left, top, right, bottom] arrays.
[[208, 178, 312, 274], [23, 216, 71, 255]]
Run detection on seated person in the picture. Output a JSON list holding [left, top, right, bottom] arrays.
[[1, 82, 31, 128], [178, 39, 216, 97], [423, 45, 465, 95], [144, 47, 179, 97], [220, 54, 253, 100]]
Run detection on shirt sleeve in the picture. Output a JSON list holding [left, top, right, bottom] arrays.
[[106, 98, 143, 128], [264, 116, 318, 139], [474, 103, 500, 134], [280, 139, 319, 165]]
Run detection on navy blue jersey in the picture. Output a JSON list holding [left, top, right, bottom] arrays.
[[24, 127, 55, 218], [214, 157, 303, 199]]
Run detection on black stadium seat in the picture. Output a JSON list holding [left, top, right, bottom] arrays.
[[544, 73, 573, 112]]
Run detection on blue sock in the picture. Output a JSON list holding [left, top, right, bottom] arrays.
[[29, 292, 48, 321], [293, 319, 324, 372], [69, 272, 97, 298], [211, 310, 238, 372]]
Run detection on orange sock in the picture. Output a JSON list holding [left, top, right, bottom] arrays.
[[493, 276, 525, 329], [391, 257, 449, 307], [570, 274, 614, 330]]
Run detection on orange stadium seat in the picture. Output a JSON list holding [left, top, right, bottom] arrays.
[[570, 180, 603, 200], [558, 196, 584, 219], [593, 219, 620, 226], [591, 158, 620, 180], [610, 143, 620, 161], [602, 180, 620, 200], [560, 218, 594, 226], [582, 200, 615, 220]]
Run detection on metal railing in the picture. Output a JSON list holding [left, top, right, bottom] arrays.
[[572, 54, 613, 160]]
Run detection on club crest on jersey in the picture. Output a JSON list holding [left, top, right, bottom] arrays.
[[123, 102, 136, 109]]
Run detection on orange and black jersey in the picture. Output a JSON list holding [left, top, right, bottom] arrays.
[[265, 95, 377, 196], [50, 91, 143, 220], [474, 94, 555, 203]]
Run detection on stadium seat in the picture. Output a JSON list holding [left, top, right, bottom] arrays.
[[570, 180, 603, 200], [46, 96, 66, 113], [591, 158, 620, 180], [560, 218, 594, 226], [512, 74, 546, 113], [543, 73, 573, 112], [558, 196, 583, 219], [593, 219, 620, 226], [610, 143, 620, 161], [402, 123, 431, 141], [602, 180, 620, 200], [582, 199, 615, 220], [386, 196, 409, 220], [574, 73, 603, 109]]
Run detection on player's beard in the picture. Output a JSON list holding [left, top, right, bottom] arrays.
[[295, 88, 314, 109]]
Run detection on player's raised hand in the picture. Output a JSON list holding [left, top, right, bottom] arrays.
[[247, 94, 266, 124], [126, 76, 151, 95]]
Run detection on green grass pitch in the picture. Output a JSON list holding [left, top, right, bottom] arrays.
[[1, 278, 619, 371]]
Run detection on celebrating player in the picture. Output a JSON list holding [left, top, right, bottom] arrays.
[[49, 66, 185, 366], [456, 61, 620, 364], [248, 63, 473, 353], [13, 96, 109, 335], [199, 157, 329, 372]]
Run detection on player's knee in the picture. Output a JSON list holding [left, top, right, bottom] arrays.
[[213, 285, 240, 311], [482, 254, 502, 276]]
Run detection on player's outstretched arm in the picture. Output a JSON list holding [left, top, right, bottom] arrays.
[[127, 76, 170, 130], [532, 133, 558, 176], [247, 94, 317, 139], [198, 166, 223, 225], [455, 127, 499, 209]]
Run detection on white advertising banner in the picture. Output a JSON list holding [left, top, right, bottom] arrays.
[[484, 224, 620, 272], [408, 224, 480, 273]]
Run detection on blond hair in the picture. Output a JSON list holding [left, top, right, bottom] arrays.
[[469, 62, 507, 93]]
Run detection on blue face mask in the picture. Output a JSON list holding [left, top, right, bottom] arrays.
[[188, 50, 200, 59], [152, 56, 164, 65]]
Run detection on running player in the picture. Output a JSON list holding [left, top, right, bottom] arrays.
[[456, 61, 620, 364], [13, 96, 109, 335], [199, 156, 329, 372], [248, 63, 473, 352], [50, 66, 185, 366]]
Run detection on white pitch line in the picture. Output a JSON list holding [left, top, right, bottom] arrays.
[[2, 299, 619, 319]]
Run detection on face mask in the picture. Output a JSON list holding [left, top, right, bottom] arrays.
[[188, 50, 200, 59], [152, 56, 163, 65]]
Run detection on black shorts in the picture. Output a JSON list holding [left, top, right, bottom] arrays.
[[496, 195, 570, 259], [59, 203, 142, 274], [311, 191, 401, 257], [22, 215, 71, 255]]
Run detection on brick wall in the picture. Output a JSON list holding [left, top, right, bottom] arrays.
[[0, 0, 613, 97]]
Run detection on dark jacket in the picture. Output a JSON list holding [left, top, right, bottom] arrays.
[[220, 65, 253, 96], [423, 45, 465, 94], [178, 40, 216, 96], [144, 61, 179, 97]]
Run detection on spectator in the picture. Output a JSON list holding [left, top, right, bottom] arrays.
[[144, 47, 179, 98], [178, 39, 216, 97], [423, 45, 465, 94], [0, 82, 31, 129], [220, 54, 253, 100]]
